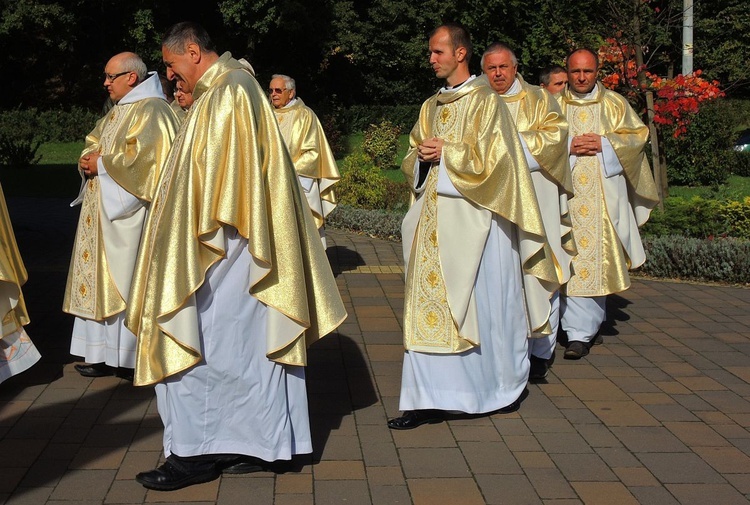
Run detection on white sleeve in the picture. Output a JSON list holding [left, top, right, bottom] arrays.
[[97, 158, 144, 221], [567, 136, 578, 170], [436, 157, 462, 197], [298, 175, 315, 192], [519, 134, 540, 172], [598, 136, 624, 178]]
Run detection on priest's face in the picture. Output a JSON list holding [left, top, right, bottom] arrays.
[[482, 50, 517, 94], [103, 54, 135, 103], [162, 44, 199, 94], [269, 77, 294, 108], [428, 28, 461, 82], [567, 50, 598, 94], [542, 71, 568, 95]]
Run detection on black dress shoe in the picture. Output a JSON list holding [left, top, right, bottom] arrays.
[[564, 341, 590, 359], [115, 367, 134, 381], [135, 459, 220, 491], [74, 363, 114, 378], [387, 409, 444, 430], [215, 454, 291, 475], [528, 355, 549, 380]]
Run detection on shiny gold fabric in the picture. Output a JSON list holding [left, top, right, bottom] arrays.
[[274, 99, 340, 228], [0, 183, 29, 337], [503, 75, 573, 197], [559, 83, 659, 213], [559, 83, 659, 296], [401, 76, 559, 351], [402, 75, 558, 286], [62, 97, 179, 320], [501, 75, 576, 274], [403, 170, 473, 353], [126, 53, 347, 386]]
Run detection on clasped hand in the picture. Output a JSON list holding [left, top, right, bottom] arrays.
[[79, 153, 100, 177], [417, 137, 443, 163], [570, 133, 602, 156]]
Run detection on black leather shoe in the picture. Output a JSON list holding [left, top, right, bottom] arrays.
[[387, 409, 444, 430], [135, 460, 220, 491], [116, 367, 134, 381], [528, 355, 549, 380], [564, 341, 590, 359], [74, 363, 114, 378], [216, 455, 292, 474]]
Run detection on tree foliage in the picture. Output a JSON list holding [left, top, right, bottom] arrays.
[[0, 0, 746, 113]]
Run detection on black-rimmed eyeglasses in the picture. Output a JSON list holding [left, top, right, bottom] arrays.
[[104, 71, 131, 82]]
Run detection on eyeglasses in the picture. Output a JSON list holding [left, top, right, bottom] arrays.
[[268, 87, 287, 94], [104, 71, 131, 83]]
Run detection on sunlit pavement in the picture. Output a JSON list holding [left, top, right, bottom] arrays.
[[3, 196, 750, 505]]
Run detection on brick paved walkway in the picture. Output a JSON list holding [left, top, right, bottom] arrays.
[[2, 197, 750, 504]]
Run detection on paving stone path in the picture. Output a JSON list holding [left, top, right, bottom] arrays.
[[2, 196, 750, 504]]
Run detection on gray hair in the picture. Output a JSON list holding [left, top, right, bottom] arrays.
[[162, 21, 216, 55], [480, 42, 517, 70], [271, 74, 296, 92], [120, 52, 148, 82]]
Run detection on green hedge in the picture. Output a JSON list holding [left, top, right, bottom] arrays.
[[641, 196, 750, 240], [639, 235, 750, 285]]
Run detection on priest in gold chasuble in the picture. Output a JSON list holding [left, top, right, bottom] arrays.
[[0, 183, 41, 384], [63, 52, 179, 380], [270, 74, 340, 248], [127, 23, 347, 491], [388, 24, 559, 431], [556, 49, 658, 360], [482, 42, 575, 381]]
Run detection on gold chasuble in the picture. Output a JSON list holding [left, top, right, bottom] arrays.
[[401, 76, 559, 353], [501, 75, 576, 334], [0, 184, 29, 337], [62, 95, 179, 320], [273, 99, 340, 229], [126, 53, 347, 386], [558, 83, 659, 297]]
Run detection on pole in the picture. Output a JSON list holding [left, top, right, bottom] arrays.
[[682, 0, 693, 75]]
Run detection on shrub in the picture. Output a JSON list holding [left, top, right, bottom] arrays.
[[640, 235, 750, 285], [731, 151, 750, 177], [38, 107, 100, 142], [320, 113, 347, 159], [362, 120, 401, 169], [640, 196, 750, 241], [327, 205, 405, 241], [662, 100, 737, 186], [342, 104, 420, 133], [0, 109, 46, 167], [336, 151, 388, 209]]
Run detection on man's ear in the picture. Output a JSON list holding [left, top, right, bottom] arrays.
[[289, 89, 296, 100], [186, 43, 201, 63], [455, 46, 467, 63]]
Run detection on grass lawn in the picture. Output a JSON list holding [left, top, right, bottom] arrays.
[[1, 142, 83, 198]]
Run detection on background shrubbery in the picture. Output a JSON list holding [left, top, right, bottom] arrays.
[[640, 236, 750, 285]]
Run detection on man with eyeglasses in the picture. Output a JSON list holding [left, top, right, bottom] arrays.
[[269, 74, 340, 248], [63, 52, 180, 382], [127, 22, 346, 491], [481, 42, 574, 381]]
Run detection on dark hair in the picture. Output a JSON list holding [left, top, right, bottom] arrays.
[[565, 48, 599, 70], [430, 22, 473, 61], [539, 64, 566, 85], [162, 21, 216, 54]]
